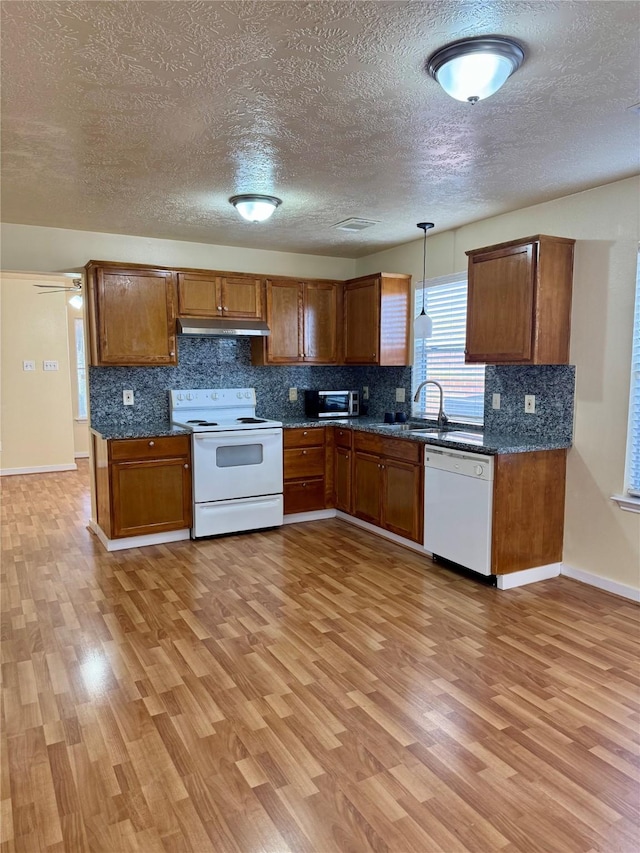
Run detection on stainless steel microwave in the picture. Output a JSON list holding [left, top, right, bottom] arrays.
[[304, 390, 360, 419]]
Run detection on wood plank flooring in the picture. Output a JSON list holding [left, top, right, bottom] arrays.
[[1, 462, 639, 852]]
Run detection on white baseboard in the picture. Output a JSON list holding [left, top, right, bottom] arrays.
[[496, 563, 562, 589], [560, 563, 640, 602], [1, 462, 77, 476], [335, 511, 427, 554], [283, 509, 336, 525], [74, 451, 90, 459], [89, 520, 191, 552]]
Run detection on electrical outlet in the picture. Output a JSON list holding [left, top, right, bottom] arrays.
[[123, 390, 134, 406], [362, 386, 369, 401], [395, 388, 406, 403], [492, 393, 501, 410], [288, 387, 298, 402], [524, 394, 536, 414], [23, 360, 36, 371], [43, 360, 59, 371]]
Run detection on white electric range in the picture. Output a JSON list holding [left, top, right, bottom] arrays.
[[170, 388, 283, 538]]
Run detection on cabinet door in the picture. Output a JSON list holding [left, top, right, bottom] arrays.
[[335, 448, 352, 513], [177, 272, 219, 316], [381, 458, 422, 543], [265, 280, 303, 363], [344, 278, 380, 364], [303, 282, 338, 363], [353, 451, 382, 525], [220, 275, 263, 319], [96, 268, 177, 365], [111, 457, 192, 538], [466, 243, 535, 363]]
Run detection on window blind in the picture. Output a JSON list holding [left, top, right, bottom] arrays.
[[413, 276, 485, 422], [75, 317, 87, 420], [628, 256, 640, 496]]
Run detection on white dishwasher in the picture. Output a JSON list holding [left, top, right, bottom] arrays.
[[424, 447, 494, 576]]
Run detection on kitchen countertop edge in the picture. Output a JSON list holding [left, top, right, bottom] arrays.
[[89, 418, 571, 455]]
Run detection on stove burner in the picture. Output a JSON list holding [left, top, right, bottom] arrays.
[[187, 419, 208, 424], [196, 421, 219, 426], [237, 417, 266, 424]]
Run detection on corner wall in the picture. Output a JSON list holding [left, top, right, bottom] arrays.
[[355, 176, 640, 591], [0, 273, 76, 472]]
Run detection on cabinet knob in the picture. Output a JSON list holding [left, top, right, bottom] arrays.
[[170, 351, 175, 356], [148, 441, 155, 447], [303, 431, 308, 435], [302, 450, 307, 455], [372, 353, 376, 358], [217, 305, 223, 311], [184, 463, 189, 469], [223, 306, 228, 311], [302, 482, 307, 487]]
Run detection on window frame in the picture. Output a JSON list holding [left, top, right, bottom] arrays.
[[412, 272, 485, 425], [74, 316, 88, 422]]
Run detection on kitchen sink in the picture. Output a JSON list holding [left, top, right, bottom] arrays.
[[377, 423, 446, 433]]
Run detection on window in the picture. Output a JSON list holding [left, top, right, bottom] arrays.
[[412, 274, 485, 423], [626, 253, 640, 497], [74, 317, 87, 420]]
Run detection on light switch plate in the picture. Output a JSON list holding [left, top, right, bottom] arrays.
[[23, 360, 36, 371], [524, 394, 536, 413], [395, 388, 405, 403], [288, 387, 298, 402], [123, 390, 134, 406], [492, 393, 501, 410]]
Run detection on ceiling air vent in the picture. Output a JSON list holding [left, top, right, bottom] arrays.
[[331, 218, 380, 232]]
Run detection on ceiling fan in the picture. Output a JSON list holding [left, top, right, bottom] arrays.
[[33, 277, 82, 295]]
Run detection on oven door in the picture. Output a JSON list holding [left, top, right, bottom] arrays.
[[192, 428, 283, 503]]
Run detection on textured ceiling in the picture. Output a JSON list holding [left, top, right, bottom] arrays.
[[1, 1, 639, 258]]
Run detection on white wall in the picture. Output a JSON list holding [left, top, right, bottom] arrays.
[[0, 223, 356, 280], [0, 273, 76, 473], [356, 177, 640, 591]]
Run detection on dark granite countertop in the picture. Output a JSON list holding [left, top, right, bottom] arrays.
[[280, 417, 571, 455], [90, 416, 570, 455], [90, 421, 191, 440]]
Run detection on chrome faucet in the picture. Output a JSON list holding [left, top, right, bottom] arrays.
[[413, 380, 449, 430]]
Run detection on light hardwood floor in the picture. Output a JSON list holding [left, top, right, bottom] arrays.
[[1, 463, 639, 852]]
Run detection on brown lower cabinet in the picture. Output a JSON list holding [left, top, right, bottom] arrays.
[[93, 433, 192, 539], [283, 427, 333, 514], [351, 432, 423, 543]]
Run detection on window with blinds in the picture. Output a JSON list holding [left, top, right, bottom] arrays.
[[627, 254, 640, 497], [413, 275, 485, 423]]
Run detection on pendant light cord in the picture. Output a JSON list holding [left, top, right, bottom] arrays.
[[417, 222, 435, 313]]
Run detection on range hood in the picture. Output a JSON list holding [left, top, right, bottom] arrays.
[[177, 317, 270, 337]]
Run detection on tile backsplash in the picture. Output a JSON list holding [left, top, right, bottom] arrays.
[[90, 336, 575, 443], [89, 337, 413, 425]]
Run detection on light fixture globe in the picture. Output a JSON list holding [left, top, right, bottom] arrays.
[[230, 194, 282, 222], [427, 36, 524, 104]]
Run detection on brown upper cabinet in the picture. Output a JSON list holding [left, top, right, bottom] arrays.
[[251, 278, 340, 365], [177, 272, 263, 320], [465, 235, 575, 364], [86, 261, 178, 366], [343, 273, 412, 365]]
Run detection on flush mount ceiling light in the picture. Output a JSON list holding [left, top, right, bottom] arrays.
[[427, 36, 525, 104], [229, 194, 282, 222], [415, 222, 435, 339]]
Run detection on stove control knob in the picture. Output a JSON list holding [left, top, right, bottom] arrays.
[[474, 464, 484, 476], [237, 392, 243, 398], [211, 393, 218, 400], [244, 391, 251, 398], [186, 393, 192, 401], [177, 393, 183, 401]]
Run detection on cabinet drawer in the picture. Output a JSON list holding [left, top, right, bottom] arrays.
[[110, 435, 191, 461], [283, 427, 325, 448], [353, 432, 384, 455], [380, 436, 421, 464], [284, 479, 326, 514], [334, 427, 352, 448], [284, 446, 325, 479]]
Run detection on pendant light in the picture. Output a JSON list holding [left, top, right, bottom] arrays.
[[415, 222, 435, 339], [427, 36, 525, 104], [229, 194, 282, 222]]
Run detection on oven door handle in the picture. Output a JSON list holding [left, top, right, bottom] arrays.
[[194, 429, 282, 442]]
